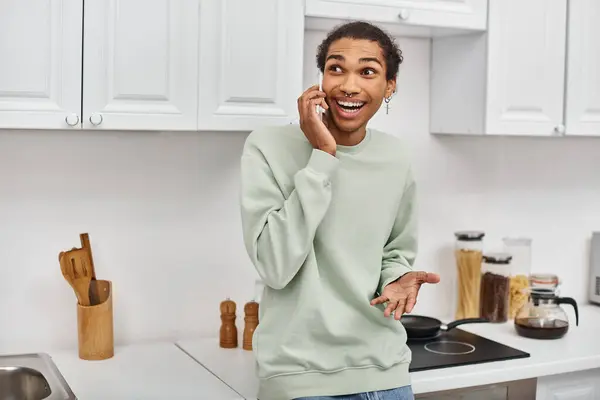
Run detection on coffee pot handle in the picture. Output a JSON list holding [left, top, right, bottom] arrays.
[[557, 297, 579, 326]]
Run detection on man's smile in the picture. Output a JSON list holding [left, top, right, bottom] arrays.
[[332, 97, 367, 119]]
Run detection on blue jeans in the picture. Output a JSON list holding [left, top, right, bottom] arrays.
[[294, 385, 414, 400]]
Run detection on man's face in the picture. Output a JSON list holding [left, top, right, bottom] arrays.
[[322, 38, 396, 134]]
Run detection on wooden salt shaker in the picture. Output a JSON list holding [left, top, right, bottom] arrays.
[[219, 298, 238, 348], [243, 301, 259, 351]]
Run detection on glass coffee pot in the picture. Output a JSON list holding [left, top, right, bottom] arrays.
[[514, 273, 579, 340]]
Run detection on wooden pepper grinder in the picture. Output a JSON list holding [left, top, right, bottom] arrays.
[[243, 301, 259, 350], [219, 298, 238, 348]]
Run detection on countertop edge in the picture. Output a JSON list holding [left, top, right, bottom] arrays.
[[410, 356, 600, 394]]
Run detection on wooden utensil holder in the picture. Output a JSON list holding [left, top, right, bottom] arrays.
[[76, 280, 114, 360]]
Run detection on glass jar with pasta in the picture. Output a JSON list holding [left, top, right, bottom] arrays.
[[502, 237, 532, 319], [454, 231, 485, 319]]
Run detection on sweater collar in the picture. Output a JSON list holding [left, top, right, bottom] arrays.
[[336, 128, 372, 155]]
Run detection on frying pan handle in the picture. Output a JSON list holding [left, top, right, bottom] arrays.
[[445, 318, 489, 331]]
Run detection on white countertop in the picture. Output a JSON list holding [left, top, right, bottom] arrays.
[[418, 304, 600, 393], [48, 342, 242, 400], [177, 338, 260, 400], [176, 304, 600, 399]]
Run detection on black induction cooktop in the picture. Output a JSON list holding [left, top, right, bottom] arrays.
[[407, 328, 530, 372]]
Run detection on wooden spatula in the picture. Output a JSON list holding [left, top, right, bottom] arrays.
[[79, 233, 96, 280], [78, 233, 100, 304], [59, 248, 93, 306]]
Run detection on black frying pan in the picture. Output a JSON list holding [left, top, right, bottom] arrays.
[[400, 315, 489, 339]]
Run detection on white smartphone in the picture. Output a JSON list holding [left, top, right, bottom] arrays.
[[316, 69, 324, 120], [318, 69, 323, 91]]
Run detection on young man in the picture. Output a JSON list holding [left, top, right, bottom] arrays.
[[240, 21, 440, 400]]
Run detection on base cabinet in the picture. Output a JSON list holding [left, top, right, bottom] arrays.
[[416, 378, 537, 400], [536, 369, 600, 400], [415, 369, 600, 400]]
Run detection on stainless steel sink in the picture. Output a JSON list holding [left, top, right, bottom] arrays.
[[0, 353, 76, 400]]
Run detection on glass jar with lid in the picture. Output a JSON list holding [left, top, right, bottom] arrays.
[[480, 252, 512, 323], [502, 237, 532, 319], [454, 231, 485, 319]]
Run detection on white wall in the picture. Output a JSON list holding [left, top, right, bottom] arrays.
[[1, 31, 598, 353]]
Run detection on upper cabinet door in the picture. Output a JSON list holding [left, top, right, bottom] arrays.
[[82, 0, 199, 130], [197, 0, 304, 131], [305, 0, 487, 31], [0, 0, 82, 130], [565, 0, 600, 136], [485, 0, 567, 136]]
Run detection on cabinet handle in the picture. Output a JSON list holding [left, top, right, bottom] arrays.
[[89, 113, 104, 126], [398, 9, 411, 21], [554, 124, 565, 135], [65, 114, 80, 127]]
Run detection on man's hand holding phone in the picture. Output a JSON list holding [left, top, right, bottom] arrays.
[[297, 84, 336, 156]]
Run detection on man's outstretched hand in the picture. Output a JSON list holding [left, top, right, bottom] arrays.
[[370, 271, 441, 320]]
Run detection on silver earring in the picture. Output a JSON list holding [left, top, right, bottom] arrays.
[[384, 96, 392, 115]]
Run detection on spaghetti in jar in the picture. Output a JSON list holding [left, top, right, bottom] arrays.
[[454, 231, 485, 319]]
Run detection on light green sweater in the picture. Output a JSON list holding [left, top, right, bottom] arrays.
[[240, 124, 417, 399]]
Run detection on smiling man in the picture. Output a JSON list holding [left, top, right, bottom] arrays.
[[240, 21, 440, 400]]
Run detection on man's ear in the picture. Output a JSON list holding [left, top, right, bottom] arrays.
[[385, 78, 397, 98]]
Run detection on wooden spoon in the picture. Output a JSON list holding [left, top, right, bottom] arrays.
[[59, 248, 92, 306]]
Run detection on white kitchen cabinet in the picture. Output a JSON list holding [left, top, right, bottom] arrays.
[[430, 0, 568, 136], [0, 0, 83, 130], [416, 378, 537, 400], [197, 0, 304, 131], [0, 0, 304, 132], [305, 0, 488, 36], [485, 0, 567, 136], [536, 368, 600, 400], [82, 0, 200, 131], [564, 0, 600, 137]]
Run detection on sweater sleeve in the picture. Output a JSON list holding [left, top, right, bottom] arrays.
[[240, 140, 339, 290], [378, 167, 418, 295]]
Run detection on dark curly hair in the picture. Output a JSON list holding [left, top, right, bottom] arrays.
[[316, 21, 403, 81]]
